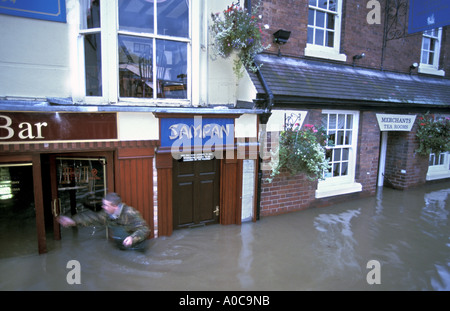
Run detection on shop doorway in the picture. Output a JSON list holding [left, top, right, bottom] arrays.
[[0, 163, 36, 258], [42, 153, 114, 240], [172, 158, 220, 229]]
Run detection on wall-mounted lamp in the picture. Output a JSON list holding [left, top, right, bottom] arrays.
[[409, 62, 418, 74], [273, 29, 291, 57], [352, 53, 365, 66]]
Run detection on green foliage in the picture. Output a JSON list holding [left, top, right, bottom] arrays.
[[415, 113, 450, 156], [210, 1, 270, 79], [269, 123, 331, 182]]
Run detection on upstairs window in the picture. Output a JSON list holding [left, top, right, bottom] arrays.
[[78, 0, 190, 102], [118, 0, 189, 100], [419, 28, 445, 76], [80, 0, 102, 97], [305, 0, 346, 62], [307, 0, 337, 48]]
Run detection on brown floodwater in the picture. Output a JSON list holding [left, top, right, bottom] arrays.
[[1, 181, 449, 291]]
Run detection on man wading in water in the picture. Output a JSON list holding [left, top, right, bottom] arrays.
[[57, 192, 150, 251]]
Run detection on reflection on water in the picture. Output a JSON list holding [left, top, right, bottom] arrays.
[[313, 208, 362, 281], [0, 182, 449, 290]]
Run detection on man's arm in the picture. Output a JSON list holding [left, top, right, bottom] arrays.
[[58, 210, 108, 227], [122, 206, 151, 246]]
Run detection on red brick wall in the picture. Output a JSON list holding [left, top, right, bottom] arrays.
[[259, 0, 450, 77], [384, 120, 429, 189], [259, 109, 381, 217], [355, 111, 380, 195], [260, 170, 318, 216]]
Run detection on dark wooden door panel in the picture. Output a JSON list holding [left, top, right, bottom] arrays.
[[177, 181, 194, 227], [173, 159, 219, 229]]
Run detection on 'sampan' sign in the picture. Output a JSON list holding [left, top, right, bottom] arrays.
[[376, 114, 416, 131], [160, 116, 235, 158]]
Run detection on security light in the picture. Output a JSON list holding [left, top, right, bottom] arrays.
[[409, 62, 419, 74], [273, 29, 291, 45], [273, 29, 291, 56], [352, 53, 365, 66]]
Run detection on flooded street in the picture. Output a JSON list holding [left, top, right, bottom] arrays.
[[1, 181, 449, 291]]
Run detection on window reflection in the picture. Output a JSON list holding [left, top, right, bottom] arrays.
[[119, 35, 154, 98], [81, 0, 100, 29], [156, 39, 187, 99], [157, 0, 189, 38], [84, 34, 102, 96], [118, 36, 187, 99], [119, 0, 154, 33]]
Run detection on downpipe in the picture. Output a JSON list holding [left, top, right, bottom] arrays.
[[254, 60, 274, 220]]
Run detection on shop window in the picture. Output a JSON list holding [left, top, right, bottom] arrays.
[[56, 157, 107, 215], [419, 28, 445, 76], [316, 110, 362, 198], [79, 0, 190, 102], [305, 0, 346, 62]]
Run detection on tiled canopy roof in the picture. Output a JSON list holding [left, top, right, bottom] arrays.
[[250, 54, 450, 111]]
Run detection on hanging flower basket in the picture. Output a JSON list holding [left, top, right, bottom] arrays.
[[268, 123, 331, 182], [210, 1, 270, 79], [415, 113, 450, 156]]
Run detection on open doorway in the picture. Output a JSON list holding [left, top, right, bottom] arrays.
[[40, 152, 114, 244], [0, 163, 36, 258]]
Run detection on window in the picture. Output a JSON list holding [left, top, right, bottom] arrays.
[[429, 152, 446, 167], [305, 0, 346, 62], [80, 0, 102, 97], [118, 0, 189, 100], [427, 152, 450, 180], [79, 0, 191, 102], [316, 110, 362, 198], [419, 28, 445, 76], [426, 115, 450, 180]]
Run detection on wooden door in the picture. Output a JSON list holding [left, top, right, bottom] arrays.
[[173, 159, 220, 229]]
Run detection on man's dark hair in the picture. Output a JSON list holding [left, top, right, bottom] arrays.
[[104, 192, 122, 206]]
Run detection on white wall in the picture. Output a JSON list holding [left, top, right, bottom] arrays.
[[0, 14, 71, 98], [208, 0, 246, 106]]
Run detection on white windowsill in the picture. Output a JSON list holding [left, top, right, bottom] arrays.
[[315, 181, 362, 199], [418, 65, 445, 76], [305, 44, 347, 62], [426, 170, 450, 181]]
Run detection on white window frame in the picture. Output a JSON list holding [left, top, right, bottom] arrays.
[[427, 152, 450, 180], [419, 27, 445, 76], [305, 0, 346, 62], [426, 114, 450, 180], [316, 110, 362, 198], [75, 0, 194, 105]]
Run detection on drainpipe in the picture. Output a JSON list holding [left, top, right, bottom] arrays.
[[254, 61, 274, 220], [245, 0, 274, 220]]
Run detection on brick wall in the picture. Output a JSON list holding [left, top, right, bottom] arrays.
[[260, 0, 308, 57], [260, 169, 317, 216], [355, 111, 380, 195], [259, 0, 450, 77], [260, 109, 381, 217], [384, 120, 429, 189]]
